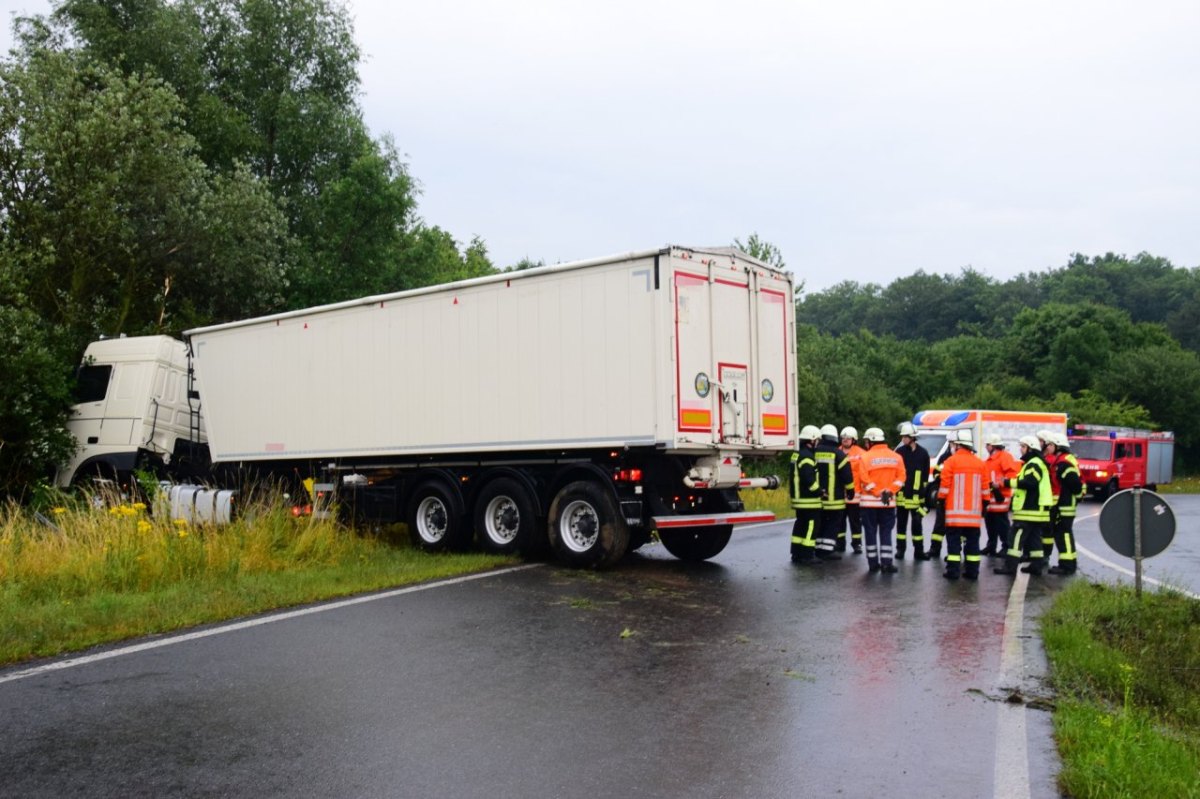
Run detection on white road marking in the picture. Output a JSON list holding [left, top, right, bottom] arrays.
[[994, 571, 1032, 799], [0, 564, 540, 686]]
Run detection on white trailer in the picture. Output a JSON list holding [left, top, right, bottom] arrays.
[[62, 246, 797, 567]]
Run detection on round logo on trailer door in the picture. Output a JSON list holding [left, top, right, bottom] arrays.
[[694, 373, 711, 398], [761, 379, 775, 403]]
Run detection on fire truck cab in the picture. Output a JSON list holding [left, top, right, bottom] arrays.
[[1067, 424, 1174, 499]]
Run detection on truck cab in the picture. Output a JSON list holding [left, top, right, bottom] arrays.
[[57, 335, 205, 488], [1069, 425, 1175, 498]]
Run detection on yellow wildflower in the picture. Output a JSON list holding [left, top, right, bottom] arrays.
[[178, 529, 188, 539], [137, 520, 152, 533], [51, 507, 67, 515]]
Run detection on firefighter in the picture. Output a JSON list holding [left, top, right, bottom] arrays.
[[839, 426, 867, 554], [790, 425, 823, 563], [858, 427, 905, 573], [1038, 430, 1063, 573], [993, 435, 1053, 576], [923, 446, 952, 561], [894, 421, 931, 560], [983, 434, 1020, 557], [1049, 432, 1083, 575], [937, 429, 990, 580], [815, 423, 854, 560]]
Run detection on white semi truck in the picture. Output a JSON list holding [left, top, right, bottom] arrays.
[[58, 246, 797, 567]]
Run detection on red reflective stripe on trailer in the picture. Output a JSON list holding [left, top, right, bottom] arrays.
[[655, 517, 721, 528]]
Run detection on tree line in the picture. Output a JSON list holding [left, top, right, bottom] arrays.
[[793, 252, 1200, 470], [1, 0, 504, 496]]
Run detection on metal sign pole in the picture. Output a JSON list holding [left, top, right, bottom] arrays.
[[1133, 487, 1143, 598]]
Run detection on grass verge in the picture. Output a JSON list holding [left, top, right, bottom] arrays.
[[739, 485, 792, 518], [0, 499, 516, 667], [1041, 580, 1200, 798], [1157, 474, 1200, 494]]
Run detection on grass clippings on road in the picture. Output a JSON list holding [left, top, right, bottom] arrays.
[[0, 500, 515, 667], [1041, 580, 1200, 799]]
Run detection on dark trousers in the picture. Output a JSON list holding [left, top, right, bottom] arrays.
[[896, 500, 924, 549], [861, 506, 896, 566], [945, 525, 982, 576], [1004, 520, 1047, 571], [791, 508, 820, 560], [983, 512, 1010, 554], [1054, 514, 1078, 570], [838, 504, 862, 550], [818, 509, 844, 553]]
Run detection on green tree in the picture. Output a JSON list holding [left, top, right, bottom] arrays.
[[1100, 345, 1200, 463]]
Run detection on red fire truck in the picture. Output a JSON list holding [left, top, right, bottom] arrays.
[[1067, 424, 1175, 499]]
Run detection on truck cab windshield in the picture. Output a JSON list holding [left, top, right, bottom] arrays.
[[1071, 439, 1114, 460]]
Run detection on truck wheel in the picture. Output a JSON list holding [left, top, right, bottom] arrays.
[[548, 481, 630, 568], [407, 483, 466, 552], [1106, 478, 1119, 499], [474, 478, 535, 555], [658, 525, 733, 561]]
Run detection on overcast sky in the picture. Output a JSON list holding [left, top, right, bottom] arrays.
[[3, 0, 1197, 290]]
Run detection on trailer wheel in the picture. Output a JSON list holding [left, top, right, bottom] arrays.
[[658, 525, 733, 562], [407, 483, 466, 552], [548, 481, 629, 568], [474, 478, 535, 555]]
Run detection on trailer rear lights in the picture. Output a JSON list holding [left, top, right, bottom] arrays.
[[615, 468, 643, 483]]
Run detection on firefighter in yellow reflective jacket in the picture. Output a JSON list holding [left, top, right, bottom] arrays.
[[993, 435, 1054, 576], [790, 425, 823, 563], [1048, 432, 1083, 575], [815, 424, 855, 560], [894, 421, 931, 560]]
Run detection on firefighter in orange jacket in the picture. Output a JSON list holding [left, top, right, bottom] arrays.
[[983, 434, 1020, 557], [839, 426, 867, 554], [937, 429, 990, 580], [858, 427, 906, 573]]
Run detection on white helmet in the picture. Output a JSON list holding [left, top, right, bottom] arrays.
[[1053, 432, 1071, 449], [985, 434, 1004, 447], [1036, 429, 1056, 444], [952, 429, 974, 449], [897, 421, 916, 437], [863, 427, 886, 443], [1019, 435, 1042, 451], [820, 423, 839, 440], [799, 424, 821, 441], [840, 426, 858, 440]]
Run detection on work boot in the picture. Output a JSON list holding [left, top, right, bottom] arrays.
[[1020, 562, 1044, 576], [791, 551, 815, 564], [1048, 564, 1077, 575], [868, 560, 880, 573], [943, 566, 960, 580], [993, 559, 1018, 575], [880, 562, 898, 574], [914, 544, 930, 561], [928, 543, 942, 560], [852, 544, 863, 555], [816, 550, 842, 561], [963, 569, 979, 581]]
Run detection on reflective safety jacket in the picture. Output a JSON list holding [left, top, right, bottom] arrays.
[[985, 447, 1020, 513], [938, 447, 990, 528], [841, 443, 868, 505], [790, 446, 822, 510], [1055, 451, 1084, 518], [815, 440, 854, 510], [895, 441, 931, 510], [860, 444, 907, 508], [1045, 451, 1063, 503], [1009, 453, 1053, 523]]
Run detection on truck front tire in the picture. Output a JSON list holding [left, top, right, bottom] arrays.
[[548, 481, 629, 569], [658, 525, 733, 561]]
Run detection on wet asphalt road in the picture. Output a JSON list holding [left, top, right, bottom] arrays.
[[6, 500, 1172, 799], [1073, 492, 1199, 597]]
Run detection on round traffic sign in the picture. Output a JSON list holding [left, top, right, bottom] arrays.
[[1098, 489, 1176, 559]]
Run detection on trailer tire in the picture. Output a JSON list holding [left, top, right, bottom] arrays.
[[548, 481, 629, 568], [658, 525, 733, 562], [407, 482, 467, 552], [474, 478, 535, 555]]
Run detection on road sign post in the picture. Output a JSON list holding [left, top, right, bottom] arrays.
[[1098, 487, 1176, 597]]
